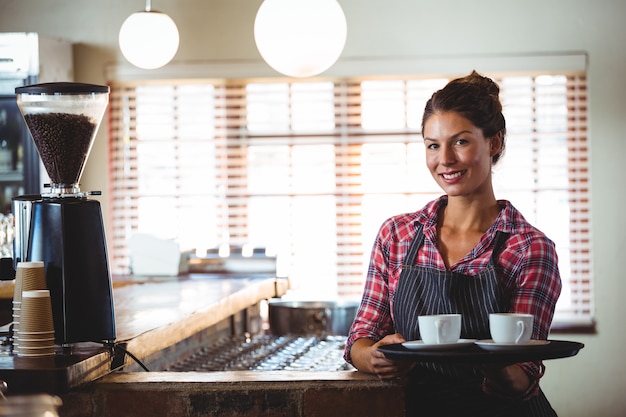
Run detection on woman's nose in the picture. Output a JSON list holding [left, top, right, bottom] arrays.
[[440, 145, 456, 165]]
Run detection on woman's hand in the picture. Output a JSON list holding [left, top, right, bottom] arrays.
[[477, 363, 531, 396], [351, 333, 415, 380]]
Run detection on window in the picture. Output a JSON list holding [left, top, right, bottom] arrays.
[[108, 73, 592, 330]]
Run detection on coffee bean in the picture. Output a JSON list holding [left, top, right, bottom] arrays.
[[23, 112, 96, 185]]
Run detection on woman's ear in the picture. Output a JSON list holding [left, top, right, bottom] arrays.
[[490, 131, 504, 157]]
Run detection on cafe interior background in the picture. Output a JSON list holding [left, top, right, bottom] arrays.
[[0, 0, 624, 415]]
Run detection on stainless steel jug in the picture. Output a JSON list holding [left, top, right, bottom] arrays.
[[11, 194, 40, 268]]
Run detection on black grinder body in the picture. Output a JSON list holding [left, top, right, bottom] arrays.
[[27, 197, 116, 345]]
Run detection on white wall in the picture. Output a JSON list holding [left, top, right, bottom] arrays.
[[1, 1, 624, 415]]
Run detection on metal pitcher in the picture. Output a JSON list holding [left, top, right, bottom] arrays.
[[11, 194, 40, 268]]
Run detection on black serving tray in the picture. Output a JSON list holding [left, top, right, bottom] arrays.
[[378, 340, 584, 364]]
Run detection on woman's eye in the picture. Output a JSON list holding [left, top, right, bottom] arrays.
[[455, 138, 468, 145], [426, 143, 438, 150]]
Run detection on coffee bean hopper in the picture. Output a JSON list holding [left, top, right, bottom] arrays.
[[14, 82, 115, 347]]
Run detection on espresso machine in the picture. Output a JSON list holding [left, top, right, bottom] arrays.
[[14, 82, 116, 347]]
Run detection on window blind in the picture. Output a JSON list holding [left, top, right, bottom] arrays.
[[108, 73, 592, 329]]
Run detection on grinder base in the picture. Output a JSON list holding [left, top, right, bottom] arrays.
[[28, 197, 116, 345]]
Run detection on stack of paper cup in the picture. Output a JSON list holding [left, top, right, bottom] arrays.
[[13, 261, 47, 301], [15, 290, 55, 357], [13, 261, 47, 351]]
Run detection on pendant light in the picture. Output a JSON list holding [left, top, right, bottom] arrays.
[[254, 0, 347, 78], [118, 0, 180, 70]]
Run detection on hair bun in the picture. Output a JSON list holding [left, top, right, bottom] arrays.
[[468, 70, 500, 96]]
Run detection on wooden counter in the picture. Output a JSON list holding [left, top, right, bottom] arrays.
[[2, 274, 407, 417], [0, 273, 290, 394], [113, 274, 288, 367]]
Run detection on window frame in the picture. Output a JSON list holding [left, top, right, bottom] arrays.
[[108, 71, 594, 333]]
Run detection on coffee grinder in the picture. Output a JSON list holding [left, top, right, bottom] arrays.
[[14, 82, 116, 347]]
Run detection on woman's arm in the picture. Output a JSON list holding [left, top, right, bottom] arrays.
[[484, 232, 561, 399], [344, 217, 401, 368]]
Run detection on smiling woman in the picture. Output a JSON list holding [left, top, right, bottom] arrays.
[[107, 71, 591, 332], [345, 72, 562, 416]]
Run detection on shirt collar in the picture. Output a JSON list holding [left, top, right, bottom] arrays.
[[417, 195, 528, 234]]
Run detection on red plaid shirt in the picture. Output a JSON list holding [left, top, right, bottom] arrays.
[[345, 195, 562, 399]]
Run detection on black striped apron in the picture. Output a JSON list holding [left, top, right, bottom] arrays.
[[393, 225, 557, 417]]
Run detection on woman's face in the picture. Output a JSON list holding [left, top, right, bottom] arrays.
[[422, 111, 499, 198]]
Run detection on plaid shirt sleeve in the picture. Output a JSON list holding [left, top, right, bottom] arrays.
[[483, 226, 562, 400], [343, 213, 417, 364]]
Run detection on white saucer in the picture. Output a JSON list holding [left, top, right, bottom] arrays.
[[474, 339, 550, 351], [402, 339, 477, 351]]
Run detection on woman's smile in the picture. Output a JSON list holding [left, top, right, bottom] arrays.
[[441, 170, 467, 181]]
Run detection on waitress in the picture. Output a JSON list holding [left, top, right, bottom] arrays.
[[344, 71, 562, 416]]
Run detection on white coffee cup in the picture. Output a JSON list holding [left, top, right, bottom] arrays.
[[489, 313, 533, 344], [418, 314, 461, 344]]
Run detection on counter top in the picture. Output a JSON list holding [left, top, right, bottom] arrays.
[[114, 273, 288, 364], [0, 273, 289, 394]]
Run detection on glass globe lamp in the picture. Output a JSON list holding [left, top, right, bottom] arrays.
[[119, 2, 179, 70], [254, 0, 347, 78]]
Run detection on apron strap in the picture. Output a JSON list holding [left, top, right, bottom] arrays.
[[401, 223, 424, 268]]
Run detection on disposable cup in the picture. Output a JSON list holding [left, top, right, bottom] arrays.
[[18, 263, 47, 292], [20, 290, 54, 333], [14, 261, 46, 307]]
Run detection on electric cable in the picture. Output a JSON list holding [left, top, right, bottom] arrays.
[[101, 341, 150, 372]]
